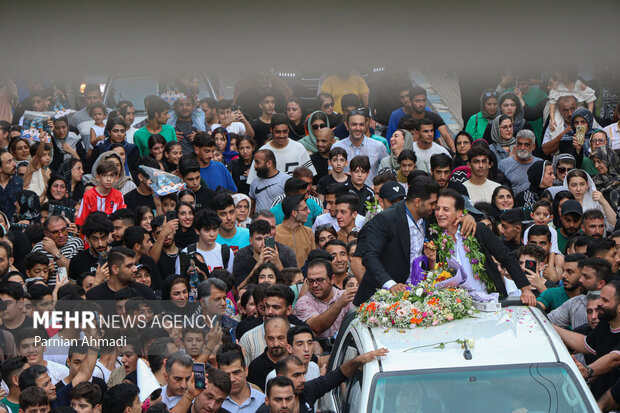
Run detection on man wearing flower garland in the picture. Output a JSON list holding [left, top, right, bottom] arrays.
[[428, 189, 536, 305]]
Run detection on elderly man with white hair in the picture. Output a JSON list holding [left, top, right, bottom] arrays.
[[498, 129, 542, 195]]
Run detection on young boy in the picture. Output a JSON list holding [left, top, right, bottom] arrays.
[[75, 160, 126, 226], [250, 93, 276, 147], [182, 327, 205, 360], [69, 382, 102, 413], [15, 328, 69, 385], [348, 155, 375, 216], [310, 128, 336, 185], [19, 386, 51, 413], [178, 156, 215, 210], [24, 252, 50, 284], [317, 147, 351, 201], [523, 200, 563, 277]]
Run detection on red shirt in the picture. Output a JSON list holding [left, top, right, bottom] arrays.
[[76, 187, 126, 226]]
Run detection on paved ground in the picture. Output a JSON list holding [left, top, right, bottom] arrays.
[[410, 69, 463, 135]]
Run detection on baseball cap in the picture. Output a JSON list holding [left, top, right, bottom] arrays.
[[561, 200, 583, 216], [500, 208, 524, 224], [379, 181, 406, 202]]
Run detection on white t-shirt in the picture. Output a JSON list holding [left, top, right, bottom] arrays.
[[174, 243, 235, 274], [161, 385, 182, 410], [413, 142, 450, 173], [523, 223, 561, 255], [462, 179, 501, 204], [92, 358, 122, 383], [211, 122, 246, 135], [46, 360, 70, 385], [247, 140, 316, 184]]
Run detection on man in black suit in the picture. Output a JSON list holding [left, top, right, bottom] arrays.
[[354, 176, 440, 306], [432, 189, 536, 305]]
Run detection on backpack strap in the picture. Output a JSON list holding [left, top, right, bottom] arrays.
[[221, 244, 231, 270]]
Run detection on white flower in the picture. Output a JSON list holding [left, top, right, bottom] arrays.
[[415, 288, 423, 297], [466, 338, 475, 348]]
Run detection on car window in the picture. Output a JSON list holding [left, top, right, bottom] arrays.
[[369, 364, 593, 413], [335, 332, 360, 408], [343, 371, 362, 413]]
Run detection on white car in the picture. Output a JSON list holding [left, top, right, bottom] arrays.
[[322, 301, 599, 413]]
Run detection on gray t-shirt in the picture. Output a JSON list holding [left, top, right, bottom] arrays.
[[249, 171, 290, 211], [548, 294, 587, 329], [498, 155, 541, 195]]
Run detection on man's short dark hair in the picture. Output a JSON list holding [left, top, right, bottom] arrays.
[[565, 253, 587, 263], [18, 364, 48, 390], [528, 225, 552, 242], [431, 153, 453, 171], [307, 258, 333, 279], [165, 351, 194, 374], [416, 118, 434, 131], [146, 97, 169, 119], [284, 178, 308, 196], [200, 97, 217, 108], [123, 226, 149, 250], [27, 283, 52, 301], [397, 149, 416, 164], [19, 386, 49, 410], [287, 325, 315, 345], [0, 281, 24, 301], [109, 208, 135, 225], [267, 376, 294, 398], [265, 284, 295, 306], [257, 148, 276, 166], [217, 350, 246, 369], [410, 86, 427, 98], [147, 337, 175, 373], [210, 192, 235, 212], [282, 194, 305, 220], [579, 257, 613, 283], [84, 83, 102, 95], [340, 94, 361, 110], [194, 209, 221, 231], [328, 147, 347, 161], [179, 155, 201, 177], [207, 367, 231, 395], [249, 219, 271, 237], [518, 244, 547, 263], [335, 194, 359, 214], [102, 383, 140, 413], [467, 145, 492, 162], [406, 176, 440, 202], [108, 246, 135, 269], [582, 209, 605, 222], [275, 355, 304, 376], [69, 382, 102, 408], [439, 189, 464, 212], [24, 251, 50, 272], [349, 155, 370, 172], [82, 211, 114, 237], [587, 238, 616, 258], [193, 132, 216, 148], [1, 357, 28, 389], [271, 114, 289, 129]]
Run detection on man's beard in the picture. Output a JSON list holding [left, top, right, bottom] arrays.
[[598, 305, 618, 322], [269, 346, 285, 357], [516, 150, 532, 161], [256, 167, 269, 179]]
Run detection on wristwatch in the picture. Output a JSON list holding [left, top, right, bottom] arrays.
[[54, 251, 63, 260], [585, 365, 594, 383]]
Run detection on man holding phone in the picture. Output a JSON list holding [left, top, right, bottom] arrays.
[[161, 352, 195, 410], [516, 243, 551, 295], [210, 99, 255, 138], [233, 220, 297, 289]]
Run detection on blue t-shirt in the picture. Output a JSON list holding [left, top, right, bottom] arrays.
[[200, 161, 238, 192], [216, 227, 250, 254], [270, 198, 322, 228]]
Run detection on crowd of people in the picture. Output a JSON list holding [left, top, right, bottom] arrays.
[[0, 68, 618, 412]]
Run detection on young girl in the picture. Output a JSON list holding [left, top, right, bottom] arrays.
[[227, 135, 255, 195], [396, 149, 416, 185], [163, 141, 183, 172], [135, 205, 154, 233], [148, 134, 167, 170], [23, 136, 52, 203], [548, 69, 596, 132], [89, 103, 108, 149], [50, 116, 84, 171], [212, 127, 239, 163]]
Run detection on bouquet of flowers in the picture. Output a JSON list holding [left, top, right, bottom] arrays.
[[357, 265, 475, 329]]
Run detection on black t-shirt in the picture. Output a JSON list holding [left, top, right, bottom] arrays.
[[227, 159, 251, 195], [174, 228, 199, 250], [2, 316, 36, 337], [85, 281, 158, 316], [349, 184, 375, 216], [124, 189, 156, 212], [310, 153, 329, 184], [68, 249, 99, 281], [399, 111, 446, 131], [249, 119, 272, 148], [247, 350, 276, 392], [317, 174, 351, 195], [502, 239, 522, 252], [194, 186, 215, 210], [585, 319, 620, 398], [237, 88, 286, 120], [236, 314, 309, 341], [158, 251, 179, 281]]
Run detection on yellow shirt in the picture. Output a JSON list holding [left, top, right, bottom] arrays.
[[321, 74, 369, 113], [275, 223, 315, 268]]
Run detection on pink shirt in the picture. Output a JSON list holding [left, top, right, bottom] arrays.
[[294, 288, 354, 339]]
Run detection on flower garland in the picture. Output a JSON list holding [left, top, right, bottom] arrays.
[[357, 268, 475, 329], [428, 224, 496, 293]]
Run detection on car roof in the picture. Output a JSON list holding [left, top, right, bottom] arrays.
[[355, 306, 562, 372]]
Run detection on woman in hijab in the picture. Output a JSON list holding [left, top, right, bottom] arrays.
[[564, 169, 617, 231], [465, 89, 499, 141], [590, 146, 620, 214], [560, 108, 598, 175], [85, 151, 136, 195], [488, 115, 516, 162], [483, 91, 533, 143], [453, 131, 473, 168], [232, 193, 252, 228], [515, 160, 555, 209], [299, 111, 332, 153], [161, 275, 199, 317], [379, 129, 414, 171]]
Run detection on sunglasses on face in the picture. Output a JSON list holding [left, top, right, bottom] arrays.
[[557, 166, 573, 174], [321, 102, 334, 109], [311, 123, 327, 130], [484, 91, 499, 98]]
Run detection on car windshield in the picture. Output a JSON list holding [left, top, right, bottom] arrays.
[[369, 364, 593, 413], [105, 75, 213, 111]]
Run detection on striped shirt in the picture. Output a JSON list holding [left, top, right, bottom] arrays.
[[75, 187, 126, 226], [32, 236, 84, 287]]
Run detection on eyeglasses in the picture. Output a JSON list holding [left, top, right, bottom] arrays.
[[321, 102, 334, 109], [48, 227, 68, 236], [483, 91, 499, 98], [311, 123, 327, 131], [500, 125, 514, 130], [307, 277, 329, 285], [349, 107, 370, 118], [591, 139, 607, 145], [557, 166, 573, 174]]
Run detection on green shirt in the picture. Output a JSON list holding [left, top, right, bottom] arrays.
[[1, 397, 19, 413], [537, 286, 569, 312], [133, 124, 177, 156], [557, 228, 569, 254]]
